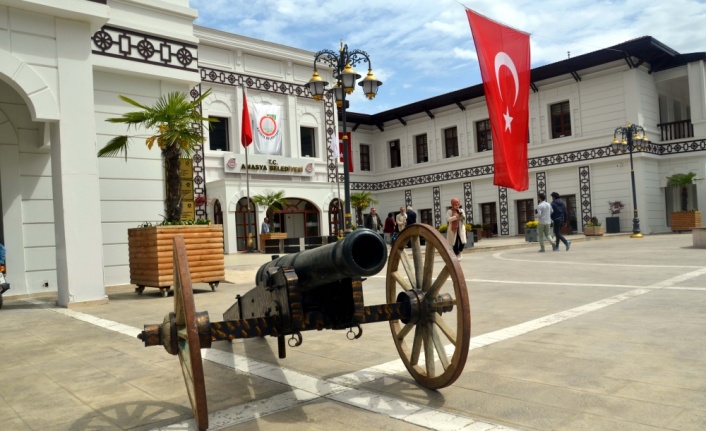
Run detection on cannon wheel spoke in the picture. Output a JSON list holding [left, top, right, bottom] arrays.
[[387, 224, 471, 389], [173, 236, 209, 431]]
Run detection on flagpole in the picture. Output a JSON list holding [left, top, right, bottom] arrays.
[[242, 87, 254, 253]]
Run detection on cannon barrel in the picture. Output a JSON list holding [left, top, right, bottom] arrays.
[[256, 228, 387, 291]]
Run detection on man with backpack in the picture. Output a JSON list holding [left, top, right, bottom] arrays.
[[550, 192, 571, 251]]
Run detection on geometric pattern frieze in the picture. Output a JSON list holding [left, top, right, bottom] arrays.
[[92, 26, 198, 72], [352, 139, 706, 191]]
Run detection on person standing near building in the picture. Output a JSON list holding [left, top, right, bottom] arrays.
[[261, 217, 270, 234], [0, 242, 8, 294], [550, 192, 571, 251], [364, 207, 383, 233], [383, 212, 396, 244], [406, 205, 417, 225], [536, 193, 553, 252], [446, 198, 467, 260], [396, 207, 407, 232]]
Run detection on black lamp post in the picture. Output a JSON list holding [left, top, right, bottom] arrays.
[[306, 41, 382, 233], [610, 122, 650, 238]]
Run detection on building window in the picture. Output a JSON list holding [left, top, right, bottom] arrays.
[[390, 139, 401, 168], [300, 126, 316, 157], [476, 119, 492, 152], [420, 209, 432, 226], [415, 134, 428, 163], [208, 116, 229, 151], [360, 144, 370, 171], [444, 127, 458, 158], [551, 101, 571, 139]]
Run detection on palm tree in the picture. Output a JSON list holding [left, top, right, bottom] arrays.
[[97, 90, 213, 222], [667, 172, 699, 211], [350, 191, 378, 226], [252, 190, 287, 231]]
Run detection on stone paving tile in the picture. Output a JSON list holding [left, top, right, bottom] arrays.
[[555, 413, 671, 431]]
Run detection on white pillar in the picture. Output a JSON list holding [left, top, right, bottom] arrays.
[[51, 19, 106, 306], [688, 60, 706, 137]]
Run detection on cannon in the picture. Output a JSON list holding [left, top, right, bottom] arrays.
[[138, 225, 470, 431]]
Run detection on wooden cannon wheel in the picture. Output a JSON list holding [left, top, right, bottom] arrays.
[[386, 223, 470, 389], [172, 236, 209, 431]]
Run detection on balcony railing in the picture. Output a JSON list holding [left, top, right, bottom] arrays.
[[657, 120, 694, 141]]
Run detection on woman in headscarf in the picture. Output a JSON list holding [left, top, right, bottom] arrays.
[[446, 198, 467, 261]]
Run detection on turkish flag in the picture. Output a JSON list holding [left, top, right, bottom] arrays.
[[338, 131, 354, 172], [241, 89, 253, 148], [466, 9, 530, 191]]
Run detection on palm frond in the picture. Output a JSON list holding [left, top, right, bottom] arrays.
[[97, 135, 131, 160]]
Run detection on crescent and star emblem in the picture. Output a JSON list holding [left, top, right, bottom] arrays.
[[494, 52, 519, 132]]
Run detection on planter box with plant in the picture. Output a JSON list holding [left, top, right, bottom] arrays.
[[98, 90, 225, 296], [606, 201, 623, 233], [583, 217, 605, 236], [525, 220, 538, 242], [667, 172, 702, 232]]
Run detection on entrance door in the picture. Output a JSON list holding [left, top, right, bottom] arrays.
[[235, 197, 256, 251], [286, 213, 305, 238], [481, 202, 497, 235], [516, 199, 534, 234], [562, 194, 577, 234]]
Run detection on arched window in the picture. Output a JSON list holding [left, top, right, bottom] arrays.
[[213, 199, 223, 225], [329, 199, 342, 237]]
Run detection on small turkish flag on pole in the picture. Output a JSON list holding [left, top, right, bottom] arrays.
[[466, 9, 530, 191], [241, 89, 253, 148]]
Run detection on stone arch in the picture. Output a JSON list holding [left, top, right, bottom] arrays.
[[0, 51, 60, 121]]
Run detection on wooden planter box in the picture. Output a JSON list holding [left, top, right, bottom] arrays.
[[128, 225, 224, 294], [583, 226, 605, 236], [260, 232, 287, 252], [671, 211, 702, 232]]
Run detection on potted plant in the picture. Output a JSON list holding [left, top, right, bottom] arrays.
[[606, 200, 623, 233], [253, 189, 288, 252], [583, 216, 605, 236], [472, 224, 482, 242], [98, 90, 224, 296], [667, 172, 702, 232], [350, 191, 378, 226], [525, 220, 538, 242], [482, 223, 493, 238]]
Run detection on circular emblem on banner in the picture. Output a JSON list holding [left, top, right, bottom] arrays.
[[305, 163, 314, 173], [227, 158, 237, 168], [259, 116, 278, 137]]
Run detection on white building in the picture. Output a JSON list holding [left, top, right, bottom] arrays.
[[0, 0, 704, 306]]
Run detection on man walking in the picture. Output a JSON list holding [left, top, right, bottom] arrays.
[[396, 207, 407, 231], [536, 193, 553, 252], [550, 192, 571, 251]]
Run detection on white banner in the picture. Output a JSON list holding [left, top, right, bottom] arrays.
[[252, 103, 282, 155]]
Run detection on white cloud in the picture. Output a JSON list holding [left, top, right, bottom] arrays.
[[190, 0, 706, 113]]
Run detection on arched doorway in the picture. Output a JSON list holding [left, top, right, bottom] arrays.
[[329, 198, 342, 237], [272, 198, 320, 237], [235, 197, 256, 251]]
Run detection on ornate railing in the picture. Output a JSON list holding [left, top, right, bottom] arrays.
[[657, 120, 693, 141]]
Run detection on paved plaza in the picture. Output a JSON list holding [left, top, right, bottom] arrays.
[[1, 233, 705, 430]]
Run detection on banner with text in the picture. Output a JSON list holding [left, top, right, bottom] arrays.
[[223, 153, 315, 177]]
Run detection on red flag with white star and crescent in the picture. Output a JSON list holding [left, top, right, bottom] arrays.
[[466, 8, 530, 191]]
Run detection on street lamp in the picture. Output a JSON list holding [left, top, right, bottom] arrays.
[[306, 41, 382, 232], [610, 122, 651, 238]]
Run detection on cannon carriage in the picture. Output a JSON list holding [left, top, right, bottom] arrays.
[[138, 224, 470, 430]]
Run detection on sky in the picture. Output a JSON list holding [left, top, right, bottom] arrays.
[[189, 0, 706, 115]]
